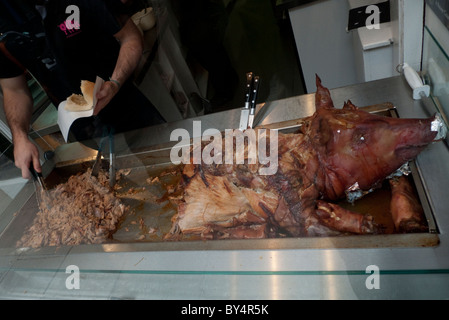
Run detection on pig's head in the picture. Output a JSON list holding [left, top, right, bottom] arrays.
[[306, 76, 440, 200]]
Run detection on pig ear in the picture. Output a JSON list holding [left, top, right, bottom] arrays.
[[315, 74, 334, 110], [343, 100, 358, 110]]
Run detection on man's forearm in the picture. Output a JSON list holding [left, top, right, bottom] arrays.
[[1, 76, 42, 177], [93, 19, 143, 115], [1, 79, 33, 144], [111, 19, 143, 86]]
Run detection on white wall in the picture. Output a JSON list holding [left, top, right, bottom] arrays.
[[289, 0, 358, 93], [289, 0, 426, 93], [391, 0, 425, 72]]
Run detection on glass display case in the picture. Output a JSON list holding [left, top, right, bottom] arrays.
[[422, 26, 449, 129], [1, 74, 449, 299], [1, 1, 449, 301]]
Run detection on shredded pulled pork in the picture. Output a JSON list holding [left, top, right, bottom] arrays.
[[17, 169, 126, 248]]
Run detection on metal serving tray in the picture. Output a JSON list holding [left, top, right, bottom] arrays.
[[0, 103, 440, 251]]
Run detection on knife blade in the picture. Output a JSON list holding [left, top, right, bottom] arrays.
[[247, 76, 260, 129], [91, 148, 103, 177], [251, 101, 271, 128], [239, 72, 254, 130], [92, 76, 105, 111], [91, 130, 108, 177], [108, 128, 116, 188]]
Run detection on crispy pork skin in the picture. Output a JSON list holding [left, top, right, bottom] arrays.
[[166, 76, 440, 239], [389, 176, 428, 233], [315, 201, 378, 234]]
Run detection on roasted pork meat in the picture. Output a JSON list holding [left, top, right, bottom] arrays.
[[389, 175, 428, 233], [17, 169, 126, 248], [166, 76, 442, 240]]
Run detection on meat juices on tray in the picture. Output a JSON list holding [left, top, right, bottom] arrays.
[[166, 76, 443, 240], [17, 76, 444, 248]]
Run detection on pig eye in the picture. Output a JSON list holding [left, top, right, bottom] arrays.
[[353, 130, 367, 144]]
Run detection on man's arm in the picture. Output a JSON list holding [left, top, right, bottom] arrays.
[[0, 75, 41, 178], [94, 18, 143, 115]]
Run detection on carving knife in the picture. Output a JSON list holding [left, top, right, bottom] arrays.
[[239, 72, 254, 130], [91, 129, 108, 177], [92, 76, 105, 112], [90, 77, 107, 177], [247, 76, 260, 129], [108, 128, 116, 188]]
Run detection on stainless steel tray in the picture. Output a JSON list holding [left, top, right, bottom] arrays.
[[0, 103, 440, 251]]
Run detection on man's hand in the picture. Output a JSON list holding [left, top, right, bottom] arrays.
[[13, 136, 41, 179], [0, 75, 40, 179], [93, 80, 120, 115], [92, 17, 142, 115]]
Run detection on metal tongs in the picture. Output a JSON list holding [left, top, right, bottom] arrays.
[[29, 165, 50, 209], [238, 72, 260, 130], [91, 126, 116, 188]]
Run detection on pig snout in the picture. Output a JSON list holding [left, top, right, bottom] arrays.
[[431, 113, 447, 141], [393, 115, 441, 161]]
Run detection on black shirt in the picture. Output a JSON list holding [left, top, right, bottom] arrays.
[[44, 0, 122, 91], [1, 0, 165, 139], [0, 0, 124, 105], [0, 49, 23, 78]]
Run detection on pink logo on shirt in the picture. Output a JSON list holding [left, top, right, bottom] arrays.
[[58, 20, 81, 38]]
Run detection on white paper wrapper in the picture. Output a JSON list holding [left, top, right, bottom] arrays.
[[57, 76, 104, 142], [57, 101, 93, 142]]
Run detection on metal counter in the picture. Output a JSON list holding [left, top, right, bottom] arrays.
[[1, 76, 449, 299]]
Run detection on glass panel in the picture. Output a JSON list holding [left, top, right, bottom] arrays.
[[422, 26, 449, 128], [2, 2, 449, 300], [163, 0, 305, 112], [0, 145, 31, 237]]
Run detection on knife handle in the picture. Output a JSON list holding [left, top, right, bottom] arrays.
[[245, 72, 254, 106], [250, 76, 260, 115]]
